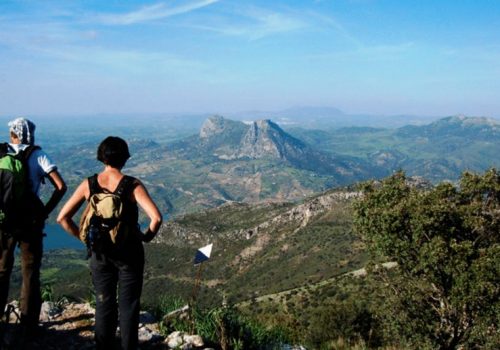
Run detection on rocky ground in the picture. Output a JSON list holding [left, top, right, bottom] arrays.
[[0, 301, 208, 349]]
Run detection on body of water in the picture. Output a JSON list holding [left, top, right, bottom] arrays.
[[44, 224, 84, 250]]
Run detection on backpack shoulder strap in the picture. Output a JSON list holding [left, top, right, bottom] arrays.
[[87, 174, 101, 196], [0, 143, 9, 158], [18, 145, 41, 162], [113, 176, 136, 199]]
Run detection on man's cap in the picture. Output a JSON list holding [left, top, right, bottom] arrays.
[[8, 117, 36, 145]]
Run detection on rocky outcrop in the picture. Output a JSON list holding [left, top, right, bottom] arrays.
[[199, 115, 230, 140], [154, 221, 206, 246], [237, 119, 307, 160], [229, 190, 361, 268], [198, 116, 308, 162], [1, 301, 210, 349], [236, 190, 360, 238], [165, 331, 204, 349], [154, 186, 363, 262], [155, 189, 361, 248]]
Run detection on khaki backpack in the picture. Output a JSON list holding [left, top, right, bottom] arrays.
[[79, 175, 135, 255]]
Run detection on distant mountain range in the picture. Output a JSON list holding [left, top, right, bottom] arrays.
[[287, 115, 500, 182], [229, 106, 443, 129], [174, 115, 380, 180], [46, 114, 499, 217]]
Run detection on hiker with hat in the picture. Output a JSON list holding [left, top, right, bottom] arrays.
[[0, 117, 67, 339], [57, 136, 162, 350]]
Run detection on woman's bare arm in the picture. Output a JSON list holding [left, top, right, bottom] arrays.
[[133, 182, 163, 242]]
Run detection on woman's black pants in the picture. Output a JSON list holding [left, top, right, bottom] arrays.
[[90, 246, 144, 350]]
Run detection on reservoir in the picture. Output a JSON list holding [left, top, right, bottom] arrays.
[[44, 224, 84, 250]]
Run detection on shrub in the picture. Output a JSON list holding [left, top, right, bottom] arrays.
[[353, 170, 500, 349]]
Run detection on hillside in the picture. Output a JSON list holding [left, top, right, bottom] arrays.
[[36, 186, 367, 311], [16, 187, 369, 348], [146, 187, 365, 306], [33, 169, 499, 347]]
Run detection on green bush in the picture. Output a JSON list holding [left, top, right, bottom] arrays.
[[306, 299, 377, 349], [154, 296, 290, 349], [354, 170, 500, 349]]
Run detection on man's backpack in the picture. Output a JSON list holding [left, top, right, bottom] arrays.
[[79, 175, 135, 256], [0, 143, 41, 232]]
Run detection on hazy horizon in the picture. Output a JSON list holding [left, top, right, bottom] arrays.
[[1, 105, 499, 121]]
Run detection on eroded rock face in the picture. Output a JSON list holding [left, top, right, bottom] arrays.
[[199, 116, 308, 162], [199, 115, 228, 140], [239, 120, 284, 159], [238, 120, 306, 160]]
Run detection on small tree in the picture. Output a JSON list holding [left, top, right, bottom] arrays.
[[353, 170, 499, 349]]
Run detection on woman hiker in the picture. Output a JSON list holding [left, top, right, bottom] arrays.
[[57, 136, 162, 350]]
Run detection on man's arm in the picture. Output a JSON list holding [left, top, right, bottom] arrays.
[[57, 179, 87, 239], [44, 170, 67, 216]]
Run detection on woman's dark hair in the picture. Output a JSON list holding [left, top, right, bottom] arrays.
[[97, 136, 131, 169]]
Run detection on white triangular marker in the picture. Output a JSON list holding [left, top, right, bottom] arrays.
[[194, 243, 213, 264]]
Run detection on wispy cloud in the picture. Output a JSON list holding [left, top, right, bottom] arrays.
[[305, 10, 364, 48], [95, 0, 220, 25], [13, 42, 204, 75], [243, 8, 307, 39], [182, 5, 360, 43], [0, 20, 203, 75], [183, 6, 308, 40]]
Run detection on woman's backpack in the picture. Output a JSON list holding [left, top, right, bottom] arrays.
[[79, 175, 135, 257]]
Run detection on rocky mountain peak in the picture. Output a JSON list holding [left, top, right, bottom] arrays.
[[254, 119, 274, 130], [238, 119, 306, 160], [199, 115, 229, 139]]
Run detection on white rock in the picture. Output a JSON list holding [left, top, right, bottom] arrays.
[[166, 331, 185, 348], [183, 334, 204, 347], [138, 325, 163, 343], [40, 301, 62, 321], [138, 326, 154, 342]]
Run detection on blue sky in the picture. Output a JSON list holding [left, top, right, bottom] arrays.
[[1, 0, 499, 117]]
